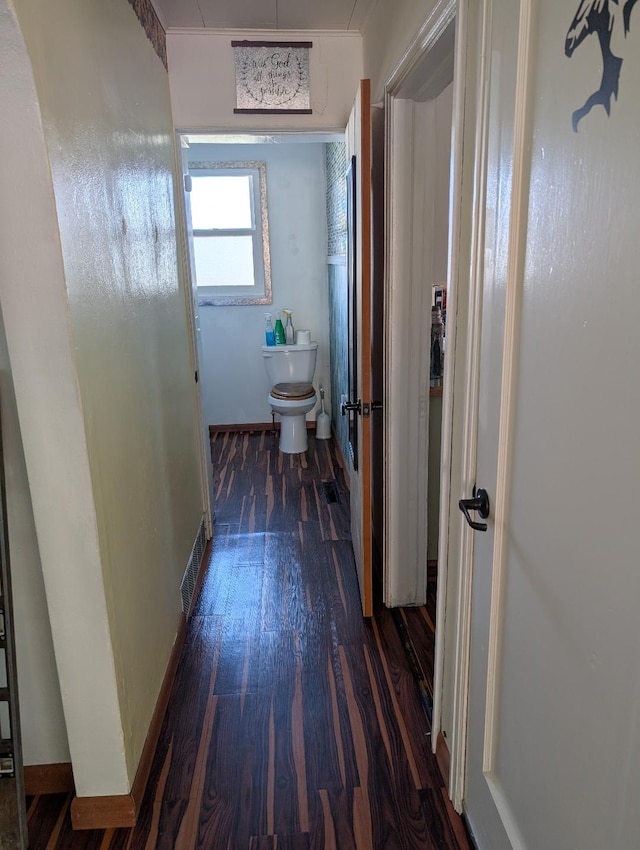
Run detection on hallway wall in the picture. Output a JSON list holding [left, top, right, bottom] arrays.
[[0, 317, 70, 767], [189, 141, 331, 426], [6, 0, 203, 797]]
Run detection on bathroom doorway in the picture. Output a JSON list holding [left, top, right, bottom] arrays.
[[382, 7, 457, 758], [176, 131, 345, 452]]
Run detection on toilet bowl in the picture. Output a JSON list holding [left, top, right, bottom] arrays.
[[262, 343, 318, 453]]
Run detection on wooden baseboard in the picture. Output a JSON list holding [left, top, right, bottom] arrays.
[[332, 436, 350, 489], [435, 731, 451, 788], [209, 421, 317, 435], [210, 422, 274, 434], [24, 762, 74, 796], [71, 611, 189, 830]]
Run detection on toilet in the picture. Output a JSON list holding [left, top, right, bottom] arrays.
[[262, 342, 318, 453]]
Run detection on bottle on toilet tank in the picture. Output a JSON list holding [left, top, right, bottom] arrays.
[[264, 313, 275, 346], [274, 311, 286, 345], [284, 310, 295, 345]]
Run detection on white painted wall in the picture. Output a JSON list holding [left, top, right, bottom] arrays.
[[0, 317, 70, 767], [1, 1, 129, 793], [167, 29, 363, 132], [6, 0, 203, 795], [188, 141, 331, 426]]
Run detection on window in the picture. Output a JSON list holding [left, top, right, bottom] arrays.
[[189, 161, 272, 306]]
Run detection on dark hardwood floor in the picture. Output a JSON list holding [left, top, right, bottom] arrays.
[[27, 431, 471, 849], [392, 578, 438, 722]]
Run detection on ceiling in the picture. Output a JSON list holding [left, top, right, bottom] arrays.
[[149, 0, 375, 31]]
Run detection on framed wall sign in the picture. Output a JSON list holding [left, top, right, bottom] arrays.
[[232, 40, 312, 114]]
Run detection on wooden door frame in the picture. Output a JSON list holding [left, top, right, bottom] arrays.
[[444, 0, 486, 810], [443, 0, 501, 812], [383, 95, 433, 609], [345, 80, 373, 617], [384, 3, 457, 609], [174, 134, 214, 539], [383, 0, 457, 743], [383, 0, 488, 811], [462, 0, 536, 835]]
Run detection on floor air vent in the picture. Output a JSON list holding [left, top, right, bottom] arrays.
[[180, 517, 207, 616], [321, 480, 341, 504]]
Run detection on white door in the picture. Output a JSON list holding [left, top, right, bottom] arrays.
[[462, 0, 640, 847]]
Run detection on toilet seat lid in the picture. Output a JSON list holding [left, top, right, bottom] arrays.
[[271, 382, 315, 400]]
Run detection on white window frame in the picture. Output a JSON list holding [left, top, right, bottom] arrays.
[[189, 160, 272, 306]]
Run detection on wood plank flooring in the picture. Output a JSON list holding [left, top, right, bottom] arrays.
[[391, 580, 438, 723], [27, 432, 472, 850]]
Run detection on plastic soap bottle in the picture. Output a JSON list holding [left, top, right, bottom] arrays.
[[284, 310, 295, 345], [264, 313, 275, 346], [274, 311, 286, 345]]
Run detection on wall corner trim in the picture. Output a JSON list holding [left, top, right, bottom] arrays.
[[71, 611, 189, 830], [71, 793, 136, 830]]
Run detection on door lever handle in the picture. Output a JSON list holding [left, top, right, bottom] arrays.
[[458, 487, 490, 532], [341, 399, 362, 416]]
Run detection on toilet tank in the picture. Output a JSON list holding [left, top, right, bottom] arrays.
[[261, 342, 318, 385]]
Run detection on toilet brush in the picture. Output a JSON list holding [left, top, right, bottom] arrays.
[[316, 386, 331, 439]]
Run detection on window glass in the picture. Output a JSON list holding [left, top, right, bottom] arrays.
[[193, 235, 255, 287], [187, 162, 272, 306], [190, 175, 253, 230]]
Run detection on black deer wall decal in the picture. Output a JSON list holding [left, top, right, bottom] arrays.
[[566, 0, 638, 131]]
